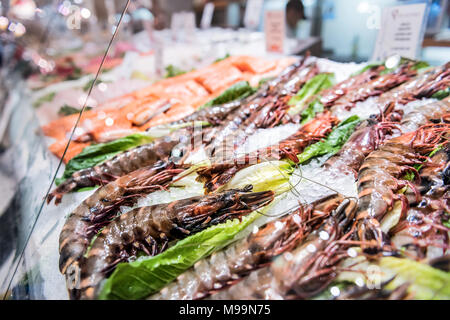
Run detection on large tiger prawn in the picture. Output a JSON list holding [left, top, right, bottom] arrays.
[[76, 185, 274, 299]]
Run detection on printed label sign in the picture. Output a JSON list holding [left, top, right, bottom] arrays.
[[372, 3, 427, 60], [265, 10, 285, 53]]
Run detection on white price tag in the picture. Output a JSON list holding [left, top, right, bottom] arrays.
[[244, 0, 264, 30], [200, 3, 215, 29], [264, 10, 286, 53], [372, 3, 427, 61]]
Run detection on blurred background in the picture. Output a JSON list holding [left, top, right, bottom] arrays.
[[1, 0, 448, 68]]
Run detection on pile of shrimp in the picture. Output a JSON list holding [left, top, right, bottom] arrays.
[[53, 56, 450, 300]]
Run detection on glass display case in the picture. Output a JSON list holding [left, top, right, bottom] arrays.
[[0, 0, 448, 301]]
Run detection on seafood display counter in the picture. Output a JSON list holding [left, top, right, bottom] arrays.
[[1, 48, 449, 300]]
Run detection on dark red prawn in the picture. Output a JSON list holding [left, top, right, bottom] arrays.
[[323, 97, 450, 176], [403, 63, 450, 103], [208, 197, 358, 300], [355, 123, 450, 252], [377, 62, 450, 110], [151, 194, 346, 300], [270, 199, 359, 299], [273, 64, 389, 125], [76, 185, 274, 300], [334, 279, 412, 300], [388, 146, 450, 259], [48, 137, 181, 205], [198, 112, 338, 193], [58, 161, 184, 279], [392, 197, 450, 257], [396, 99, 450, 133]]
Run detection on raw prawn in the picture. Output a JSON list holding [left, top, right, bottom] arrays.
[[208, 197, 358, 299], [77, 185, 274, 299], [329, 63, 418, 114], [48, 138, 181, 204], [389, 146, 450, 259], [151, 195, 347, 300], [355, 123, 450, 251], [58, 161, 184, 279], [198, 112, 337, 193]]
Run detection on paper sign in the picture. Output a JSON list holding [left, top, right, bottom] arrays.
[[201, 3, 215, 29], [244, 0, 264, 29], [372, 3, 427, 61], [171, 11, 196, 41], [264, 10, 286, 53], [170, 12, 183, 40]]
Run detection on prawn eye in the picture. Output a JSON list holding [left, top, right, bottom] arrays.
[[90, 205, 103, 215], [367, 116, 378, 123], [110, 244, 121, 255], [418, 199, 428, 208]]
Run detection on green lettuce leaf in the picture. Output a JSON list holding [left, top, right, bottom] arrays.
[[337, 255, 450, 300], [381, 257, 450, 300], [99, 210, 265, 300], [297, 115, 360, 164], [287, 73, 335, 116], [199, 81, 256, 110], [83, 79, 110, 92], [443, 220, 450, 229], [300, 100, 324, 125], [432, 87, 450, 100], [258, 77, 275, 88], [33, 92, 56, 108], [214, 53, 230, 63], [351, 62, 383, 76], [411, 60, 430, 71]]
